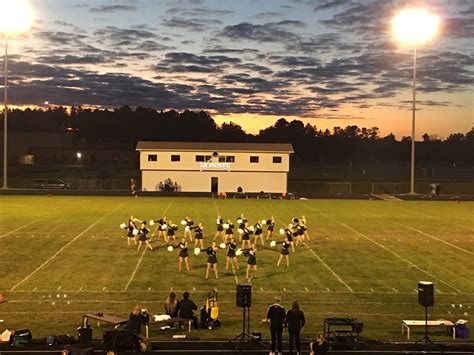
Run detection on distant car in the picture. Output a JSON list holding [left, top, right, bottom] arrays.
[[34, 179, 73, 190]]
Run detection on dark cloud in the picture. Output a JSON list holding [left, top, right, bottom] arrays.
[[218, 22, 300, 44], [443, 17, 474, 38], [166, 6, 233, 17], [35, 31, 89, 46], [161, 17, 222, 32], [313, 0, 351, 11], [203, 46, 259, 55], [89, 5, 137, 13]]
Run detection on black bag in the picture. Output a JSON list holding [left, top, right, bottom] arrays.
[[200, 306, 208, 328], [103, 330, 140, 352], [10, 329, 32, 347], [77, 326, 92, 343]]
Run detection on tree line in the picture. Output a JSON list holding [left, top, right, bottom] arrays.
[[2, 106, 473, 167]]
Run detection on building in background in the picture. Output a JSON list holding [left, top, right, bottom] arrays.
[[136, 141, 293, 193]]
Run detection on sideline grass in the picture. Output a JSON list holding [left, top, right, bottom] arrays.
[[0, 196, 473, 341]]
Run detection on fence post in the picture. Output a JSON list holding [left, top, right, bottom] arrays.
[[371, 182, 375, 195]]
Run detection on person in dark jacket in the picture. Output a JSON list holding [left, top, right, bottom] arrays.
[[265, 296, 285, 355], [125, 305, 149, 335], [284, 301, 306, 355], [178, 291, 198, 329]]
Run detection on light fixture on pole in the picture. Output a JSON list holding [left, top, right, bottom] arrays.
[[392, 8, 439, 194], [1, 0, 33, 189]]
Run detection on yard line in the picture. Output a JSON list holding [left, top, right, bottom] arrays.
[[10, 200, 127, 291], [366, 211, 474, 256], [393, 204, 474, 232], [302, 203, 463, 294], [124, 202, 173, 291], [257, 202, 353, 293], [0, 200, 81, 239], [213, 200, 239, 285]]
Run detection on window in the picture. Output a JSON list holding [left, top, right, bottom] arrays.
[[272, 156, 282, 163], [218, 156, 225, 162], [250, 156, 259, 163], [148, 154, 157, 162], [195, 155, 211, 162], [171, 155, 180, 162], [226, 156, 235, 162]]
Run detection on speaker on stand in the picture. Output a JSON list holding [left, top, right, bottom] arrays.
[[416, 281, 434, 344], [230, 284, 265, 350]]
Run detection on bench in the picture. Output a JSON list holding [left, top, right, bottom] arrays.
[[402, 319, 455, 339], [82, 313, 128, 329]]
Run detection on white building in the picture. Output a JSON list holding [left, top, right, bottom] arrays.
[[136, 141, 294, 193]]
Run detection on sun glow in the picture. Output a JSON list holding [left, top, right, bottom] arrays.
[[0, 0, 34, 34], [392, 8, 439, 44]]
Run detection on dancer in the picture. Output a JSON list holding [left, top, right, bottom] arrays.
[[265, 216, 275, 240], [137, 221, 153, 251], [224, 219, 234, 240], [225, 236, 239, 271], [246, 244, 257, 282], [283, 224, 296, 253], [182, 216, 194, 242], [214, 216, 225, 242], [124, 217, 137, 246], [205, 242, 219, 279], [166, 221, 178, 244], [277, 236, 290, 267], [177, 238, 190, 272], [236, 214, 247, 242], [193, 222, 205, 250], [240, 223, 253, 250], [294, 220, 305, 247], [253, 220, 264, 246], [301, 215, 310, 241], [155, 217, 168, 242]]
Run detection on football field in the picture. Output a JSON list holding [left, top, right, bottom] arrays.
[[0, 196, 473, 341]]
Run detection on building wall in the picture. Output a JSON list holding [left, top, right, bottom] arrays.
[[139, 151, 289, 172], [142, 170, 288, 193]]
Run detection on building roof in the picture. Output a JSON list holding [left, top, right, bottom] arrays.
[[136, 141, 294, 153]]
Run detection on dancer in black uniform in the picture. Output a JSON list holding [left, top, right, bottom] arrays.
[[253, 220, 264, 246], [224, 219, 234, 239], [225, 236, 239, 271], [283, 223, 296, 253], [277, 236, 290, 266], [177, 237, 190, 271], [246, 244, 257, 282], [156, 217, 168, 242], [240, 223, 253, 249], [193, 222, 204, 250], [236, 214, 247, 242], [214, 216, 225, 242], [166, 222, 178, 244], [182, 217, 194, 242], [137, 221, 153, 251], [205, 242, 219, 279], [124, 218, 137, 246], [265, 216, 275, 241], [301, 215, 310, 241]]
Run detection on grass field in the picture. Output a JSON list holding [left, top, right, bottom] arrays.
[[0, 196, 473, 342]]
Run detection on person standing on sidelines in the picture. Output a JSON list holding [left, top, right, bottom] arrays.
[[284, 301, 306, 355], [264, 296, 285, 355]]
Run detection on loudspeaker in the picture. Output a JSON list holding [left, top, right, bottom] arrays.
[[103, 330, 139, 352], [236, 284, 252, 308], [418, 281, 434, 307], [77, 326, 92, 343]]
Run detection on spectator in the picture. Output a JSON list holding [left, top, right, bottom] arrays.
[[125, 305, 149, 335], [179, 291, 198, 329], [284, 301, 306, 355], [164, 291, 179, 318], [310, 333, 329, 355], [265, 296, 285, 355]]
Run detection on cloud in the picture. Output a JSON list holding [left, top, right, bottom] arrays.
[[89, 5, 137, 13], [217, 22, 301, 44], [161, 17, 223, 32]]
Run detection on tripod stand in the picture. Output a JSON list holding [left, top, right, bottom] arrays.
[[415, 305, 433, 344], [230, 307, 266, 350]]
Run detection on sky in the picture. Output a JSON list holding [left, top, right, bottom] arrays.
[[2, 0, 473, 138]]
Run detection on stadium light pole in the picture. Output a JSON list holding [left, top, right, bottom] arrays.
[[392, 8, 439, 194], [1, 0, 33, 189]]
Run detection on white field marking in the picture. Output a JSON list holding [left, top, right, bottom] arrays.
[[370, 288, 374, 292], [57, 286, 61, 291], [393, 204, 474, 231], [193, 287, 196, 291], [302, 203, 463, 294], [8, 289, 467, 295], [124, 202, 173, 291], [10, 201, 127, 291], [390, 219, 473, 256], [148, 287, 151, 291], [305, 287, 309, 292], [260, 287, 264, 291], [257, 202, 353, 293], [79, 287, 83, 291], [283, 287, 287, 292], [103, 287, 107, 291], [33, 287, 37, 291], [413, 288, 418, 293], [213, 200, 239, 285], [0, 200, 83, 239], [392, 288, 398, 293], [326, 288, 330, 292]]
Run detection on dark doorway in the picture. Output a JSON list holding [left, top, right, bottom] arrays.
[[211, 177, 218, 193]]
